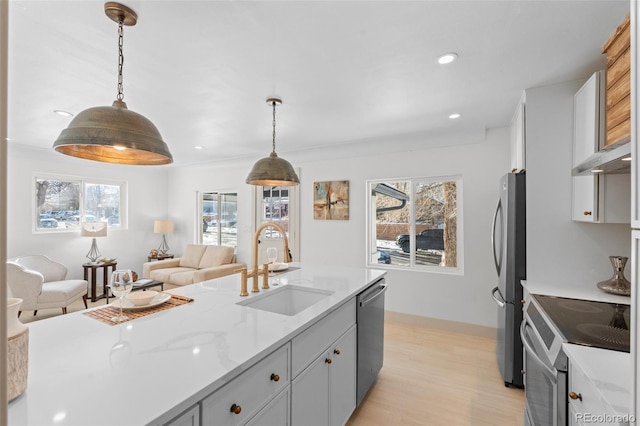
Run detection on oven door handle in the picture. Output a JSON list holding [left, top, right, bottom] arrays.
[[520, 320, 557, 380]]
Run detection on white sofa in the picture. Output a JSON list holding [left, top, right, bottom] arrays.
[[142, 244, 245, 288], [7, 255, 88, 316]]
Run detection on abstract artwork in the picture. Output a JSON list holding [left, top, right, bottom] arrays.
[[313, 180, 349, 220]]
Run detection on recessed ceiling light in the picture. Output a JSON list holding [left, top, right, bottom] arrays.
[[437, 52, 458, 65], [591, 169, 604, 173], [622, 156, 632, 161], [449, 113, 461, 119], [53, 110, 74, 117], [194, 146, 203, 150]]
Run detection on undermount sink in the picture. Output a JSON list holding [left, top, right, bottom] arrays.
[[236, 285, 334, 316]]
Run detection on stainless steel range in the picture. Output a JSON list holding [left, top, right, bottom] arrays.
[[521, 294, 630, 426]]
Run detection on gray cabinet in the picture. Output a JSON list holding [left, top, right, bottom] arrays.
[[292, 325, 357, 426], [201, 344, 290, 426], [164, 404, 200, 426]]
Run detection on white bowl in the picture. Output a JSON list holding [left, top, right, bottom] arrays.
[[126, 291, 159, 306]]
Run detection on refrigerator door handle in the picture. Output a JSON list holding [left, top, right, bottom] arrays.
[[491, 286, 505, 308], [491, 198, 502, 276]]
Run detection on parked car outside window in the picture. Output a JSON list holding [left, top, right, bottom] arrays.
[[65, 215, 97, 228], [38, 214, 58, 229], [396, 228, 444, 253]]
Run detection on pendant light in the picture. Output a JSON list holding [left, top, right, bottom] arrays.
[[52, 2, 172, 165], [246, 98, 300, 186]]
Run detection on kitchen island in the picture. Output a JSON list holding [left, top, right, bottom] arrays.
[[8, 263, 386, 425]]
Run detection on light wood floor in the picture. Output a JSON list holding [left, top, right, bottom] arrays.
[[348, 320, 525, 426], [21, 300, 525, 425]]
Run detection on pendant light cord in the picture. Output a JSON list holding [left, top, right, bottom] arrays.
[[117, 20, 124, 101], [271, 100, 277, 153]]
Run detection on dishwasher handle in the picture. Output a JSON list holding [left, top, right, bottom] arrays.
[[359, 284, 387, 308]]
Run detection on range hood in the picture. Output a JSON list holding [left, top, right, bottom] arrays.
[[571, 138, 631, 176]]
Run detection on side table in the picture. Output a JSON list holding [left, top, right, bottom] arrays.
[[83, 261, 117, 303], [147, 254, 174, 262]]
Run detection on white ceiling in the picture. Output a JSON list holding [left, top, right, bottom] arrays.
[[7, 0, 630, 167]]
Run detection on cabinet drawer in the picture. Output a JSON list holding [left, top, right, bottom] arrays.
[[201, 343, 290, 426], [292, 299, 356, 378], [245, 387, 290, 426], [568, 362, 615, 424]]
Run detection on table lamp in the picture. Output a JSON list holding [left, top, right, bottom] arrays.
[[81, 222, 108, 264], [154, 220, 174, 255]]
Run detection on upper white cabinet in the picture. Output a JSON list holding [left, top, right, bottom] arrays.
[[572, 71, 630, 223], [510, 92, 526, 171], [574, 71, 605, 166]]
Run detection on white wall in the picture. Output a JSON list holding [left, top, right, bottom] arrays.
[[526, 80, 630, 288], [167, 128, 510, 328], [7, 144, 169, 279]]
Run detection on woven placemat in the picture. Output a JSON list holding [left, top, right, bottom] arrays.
[[83, 294, 194, 326]]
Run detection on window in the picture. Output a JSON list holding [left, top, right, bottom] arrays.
[[259, 187, 290, 238], [367, 176, 462, 271], [200, 192, 238, 248], [34, 174, 127, 232], [254, 183, 300, 264]]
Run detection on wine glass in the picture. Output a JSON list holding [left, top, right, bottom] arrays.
[[266, 247, 278, 278], [110, 269, 133, 322]]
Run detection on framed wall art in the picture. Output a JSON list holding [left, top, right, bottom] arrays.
[[313, 180, 349, 220]]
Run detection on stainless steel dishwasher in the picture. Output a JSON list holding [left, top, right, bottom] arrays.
[[356, 278, 387, 406]]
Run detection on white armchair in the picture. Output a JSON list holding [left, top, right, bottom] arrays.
[[7, 255, 88, 317]]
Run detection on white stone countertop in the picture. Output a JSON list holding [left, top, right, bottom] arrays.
[[8, 263, 386, 426], [522, 280, 631, 305], [523, 280, 632, 420], [562, 343, 632, 421]]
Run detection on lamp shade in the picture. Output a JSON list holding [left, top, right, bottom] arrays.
[[246, 151, 300, 186], [53, 100, 173, 165], [80, 222, 108, 237], [154, 220, 174, 234]]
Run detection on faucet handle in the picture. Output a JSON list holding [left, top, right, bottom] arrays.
[[261, 263, 270, 289], [236, 267, 249, 297]]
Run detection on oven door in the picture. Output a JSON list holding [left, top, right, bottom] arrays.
[[520, 320, 567, 426]]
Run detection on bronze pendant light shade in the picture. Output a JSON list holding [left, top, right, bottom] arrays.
[[246, 98, 300, 186], [53, 2, 172, 165]]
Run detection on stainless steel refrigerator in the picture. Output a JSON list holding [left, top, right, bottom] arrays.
[[490, 171, 526, 388]]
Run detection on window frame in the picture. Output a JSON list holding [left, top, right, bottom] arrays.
[[366, 175, 464, 274], [198, 190, 238, 248], [33, 173, 128, 233]]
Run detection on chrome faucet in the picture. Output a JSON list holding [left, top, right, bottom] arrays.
[[238, 221, 293, 297]]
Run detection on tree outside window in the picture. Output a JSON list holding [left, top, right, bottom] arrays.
[[368, 176, 462, 271], [34, 175, 126, 232]]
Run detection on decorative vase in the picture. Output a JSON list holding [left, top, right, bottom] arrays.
[[597, 256, 631, 296], [7, 298, 29, 402]]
